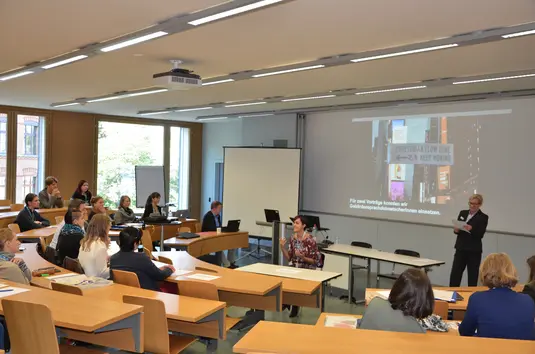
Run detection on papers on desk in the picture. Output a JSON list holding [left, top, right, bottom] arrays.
[[0, 287, 29, 298], [47, 273, 79, 280], [186, 273, 220, 281], [275, 268, 301, 274], [376, 289, 458, 303], [51, 274, 112, 289], [324, 316, 359, 329], [173, 269, 192, 277]]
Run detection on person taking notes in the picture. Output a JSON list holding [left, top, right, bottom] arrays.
[[449, 194, 488, 286]]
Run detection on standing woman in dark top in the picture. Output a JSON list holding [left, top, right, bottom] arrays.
[[142, 192, 162, 220], [71, 180, 92, 204]]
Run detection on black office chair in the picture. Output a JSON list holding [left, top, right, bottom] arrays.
[[63, 257, 84, 274], [339, 241, 373, 303], [44, 246, 58, 265], [377, 249, 421, 281]]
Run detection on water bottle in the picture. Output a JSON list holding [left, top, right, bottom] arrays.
[[335, 236, 340, 244]]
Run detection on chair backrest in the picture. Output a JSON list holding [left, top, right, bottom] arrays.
[[51, 281, 84, 296], [2, 299, 60, 353], [179, 226, 191, 233], [351, 241, 372, 249], [54, 216, 64, 224], [195, 266, 218, 274], [178, 280, 219, 301], [433, 300, 449, 319], [158, 255, 173, 265], [141, 228, 153, 252], [394, 249, 420, 258], [194, 222, 201, 233], [143, 247, 155, 260], [10, 204, 24, 211], [112, 269, 140, 288], [62, 257, 84, 274], [0, 199, 11, 207], [123, 295, 169, 354], [44, 246, 58, 265], [7, 223, 20, 234]]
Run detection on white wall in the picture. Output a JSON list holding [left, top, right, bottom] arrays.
[[201, 114, 297, 213]]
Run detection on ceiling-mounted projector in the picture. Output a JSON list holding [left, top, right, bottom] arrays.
[[153, 60, 202, 90]]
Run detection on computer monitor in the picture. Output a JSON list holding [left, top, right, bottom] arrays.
[[264, 209, 281, 223]]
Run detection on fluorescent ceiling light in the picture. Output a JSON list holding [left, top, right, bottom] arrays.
[[252, 65, 325, 78], [225, 102, 266, 108], [100, 31, 168, 52], [202, 79, 235, 86], [239, 113, 275, 118], [452, 73, 535, 85], [176, 107, 213, 112], [188, 0, 284, 26], [198, 117, 228, 121], [282, 95, 336, 102], [350, 44, 458, 63], [355, 85, 427, 95], [87, 95, 126, 103], [42, 55, 88, 69], [0, 71, 34, 81], [502, 29, 535, 39], [52, 102, 80, 108], [127, 89, 168, 97], [140, 111, 172, 116]]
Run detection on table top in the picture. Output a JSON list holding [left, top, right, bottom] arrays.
[[366, 287, 474, 311], [163, 231, 248, 246], [325, 244, 445, 267], [17, 226, 58, 239], [0, 279, 142, 332], [237, 263, 341, 283], [233, 321, 535, 354]]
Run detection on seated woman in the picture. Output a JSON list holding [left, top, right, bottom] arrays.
[[142, 192, 162, 220], [56, 211, 85, 265], [459, 253, 535, 340], [114, 195, 137, 225], [360, 268, 433, 334], [522, 255, 535, 303], [50, 199, 86, 249], [0, 228, 31, 283], [110, 227, 175, 291], [88, 196, 106, 222], [279, 215, 322, 317], [14, 193, 50, 232], [78, 214, 111, 279], [71, 180, 92, 204]]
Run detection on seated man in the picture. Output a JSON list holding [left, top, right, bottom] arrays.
[[202, 201, 237, 268], [38, 176, 64, 209], [15, 193, 50, 232]]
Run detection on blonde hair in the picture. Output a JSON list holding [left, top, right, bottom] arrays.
[[480, 253, 518, 288], [0, 228, 15, 251], [80, 214, 110, 251], [470, 194, 484, 205]]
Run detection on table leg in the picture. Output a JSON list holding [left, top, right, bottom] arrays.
[[321, 282, 326, 311], [159, 226, 164, 251], [366, 258, 371, 288], [376, 260, 381, 288], [347, 254, 353, 304]]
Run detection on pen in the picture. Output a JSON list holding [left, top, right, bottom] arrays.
[[0, 289, 13, 293]]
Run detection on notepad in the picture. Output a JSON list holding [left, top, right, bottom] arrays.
[[324, 316, 359, 329], [186, 273, 220, 281], [47, 273, 80, 280], [376, 289, 457, 303], [0, 287, 29, 298], [173, 269, 192, 277]]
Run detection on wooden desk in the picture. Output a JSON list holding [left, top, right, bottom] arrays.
[[233, 321, 535, 354], [0, 279, 143, 352], [0, 208, 67, 228], [238, 263, 341, 283], [149, 219, 199, 242], [315, 313, 459, 336], [164, 231, 250, 257]]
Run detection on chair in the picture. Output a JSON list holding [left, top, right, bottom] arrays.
[[178, 226, 191, 233], [377, 249, 421, 281], [2, 299, 107, 353], [123, 295, 196, 354], [178, 280, 241, 331], [51, 282, 84, 296], [194, 222, 201, 233], [55, 216, 64, 224], [44, 246, 58, 265], [10, 204, 24, 211], [7, 223, 20, 234], [158, 255, 173, 265], [63, 257, 84, 274], [141, 228, 154, 252], [143, 247, 156, 260], [340, 241, 372, 303], [112, 269, 140, 288], [433, 300, 449, 319]]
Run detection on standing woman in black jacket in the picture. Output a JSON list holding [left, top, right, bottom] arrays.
[[71, 180, 92, 205], [15, 193, 50, 232], [142, 192, 162, 220]]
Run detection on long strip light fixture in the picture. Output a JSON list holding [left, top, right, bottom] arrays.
[[176, 107, 213, 112], [42, 55, 88, 69], [101, 31, 168, 52], [252, 65, 325, 78], [225, 102, 266, 108], [351, 44, 458, 63], [282, 95, 336, 102], [0, 71, 34, 81], [502, 29, 535, 38], [452, 73, 535, 85], [202, 79, 235, 86], [188, 0, 284, 26], [87, 88, 168, 103], [355, 85, 427, 95]]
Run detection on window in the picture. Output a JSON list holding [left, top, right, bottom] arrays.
[[169, 127, 190, 210], [0, 113, 6, 199], [15, 115, 45, 203], [0, 118, 7, 155], [97, 121, 164, 208]]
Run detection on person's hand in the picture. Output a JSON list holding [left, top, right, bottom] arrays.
[[464, 225, 472, 231], [11, 258, 22, 265], [161, 265, 176, 272], [35, 221, 42, 225], [295, 250, 304, 259], [454, 227, 459, 233], [53, 188, 61, 197], [279, 237, 287, 248]]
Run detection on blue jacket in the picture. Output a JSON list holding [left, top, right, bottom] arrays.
[[459, 287, 535, 340]]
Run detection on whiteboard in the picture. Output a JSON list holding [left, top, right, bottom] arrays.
[[222, 147, 301, 238], [135, 166, 166, 208]]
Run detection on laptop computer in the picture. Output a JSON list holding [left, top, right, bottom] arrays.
[[222, 219, 241, 232], [264, 209, 281, 223]]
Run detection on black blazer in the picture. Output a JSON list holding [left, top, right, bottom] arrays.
[[522, 281, 535, 304], [110, 251, 173, 291], [454, 209, 489, 253], [71, 190, 92, 203], [56, 226, 84, 265], [202, 211, 221, 232], [14, 207, 51, 232], [142, 205, 162, 220]]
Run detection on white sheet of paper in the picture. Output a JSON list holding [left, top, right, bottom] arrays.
[[186, 273, 220, 281], [376, 290, 390, 299], [47, 273, 79, 280], [0, 287, 30, 298], [433, 289, 455, 302], [275, 268, 301, 274], [452, 219, 467, 228], [173, 269, 192, 277]]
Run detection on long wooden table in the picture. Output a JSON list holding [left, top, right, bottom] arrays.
[[0, 279, 144, 352], [233, 321, 535, 354], [17, 245, 228, 340], [164, 231, 250, 257]]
